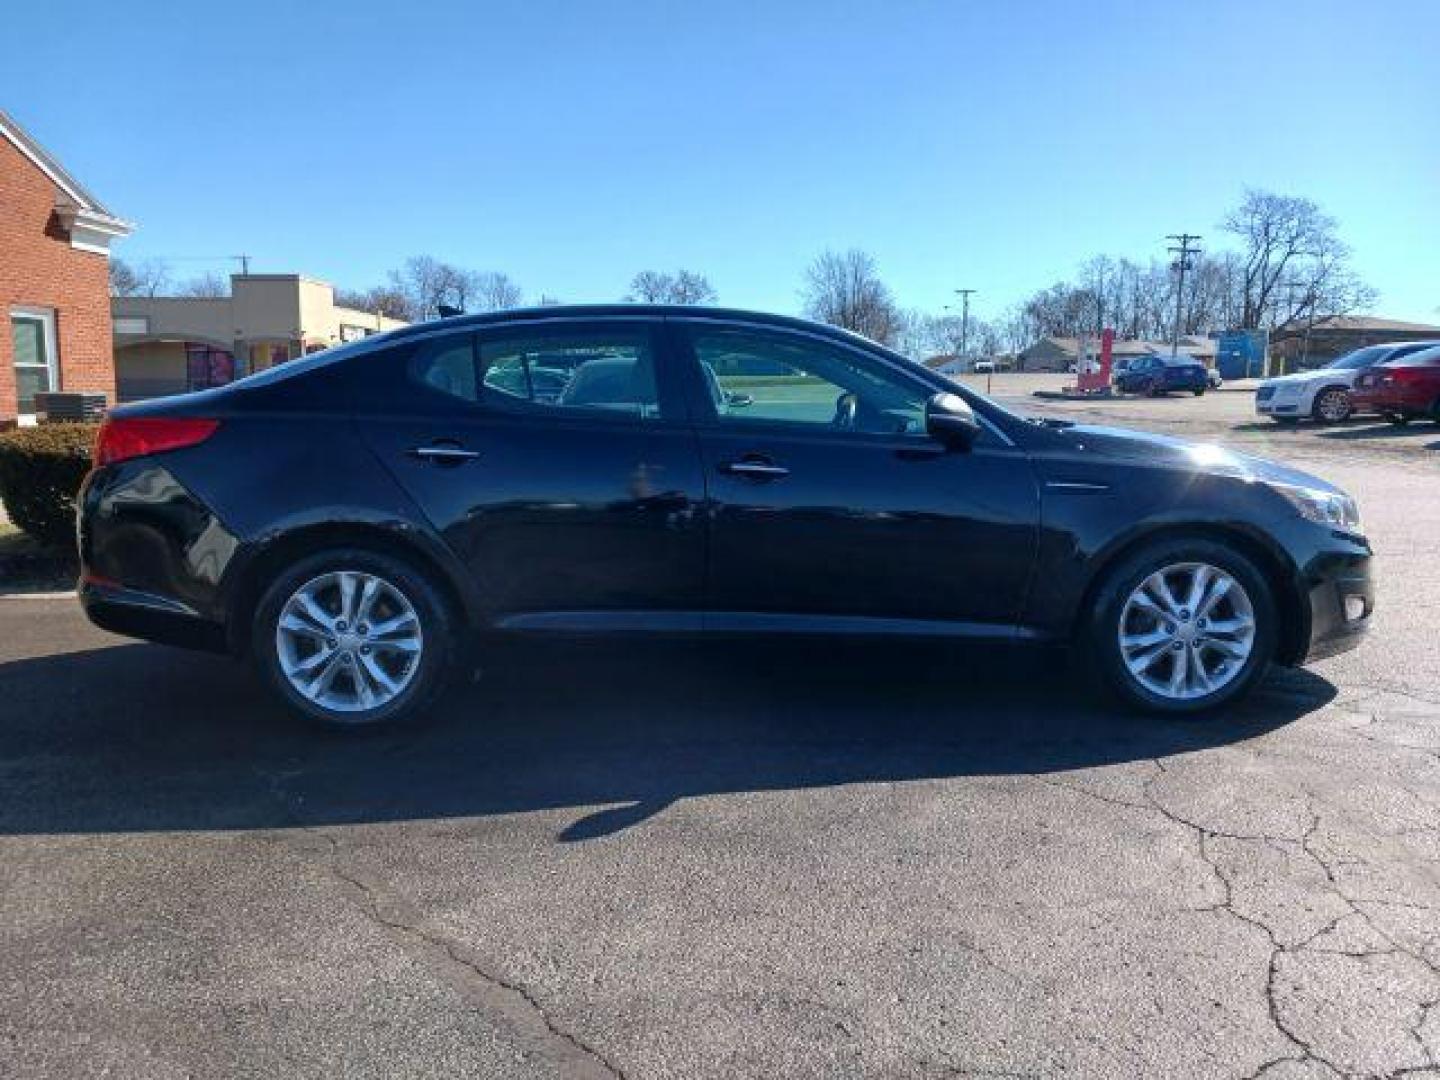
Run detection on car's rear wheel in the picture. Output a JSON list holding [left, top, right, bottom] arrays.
[[1385, 412, 1411, 427], [1312, 387, 1352, 424], [253, 548, 455, 729], [1088, 539, 1276, 714], [1191, 387, 1205, 397]]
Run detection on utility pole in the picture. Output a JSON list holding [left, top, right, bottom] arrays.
[[950, 288, 982, 388], [954, 288, 976, 365], [233, 254, 252, 276], [1166, 234, 1201, 356]]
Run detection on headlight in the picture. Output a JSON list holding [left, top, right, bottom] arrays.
[[1272, 483, 1363, 535]]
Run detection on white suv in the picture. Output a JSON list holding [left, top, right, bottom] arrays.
[[1256, 341, 1440, 424]]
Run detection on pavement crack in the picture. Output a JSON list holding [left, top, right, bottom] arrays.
[[303, 831, 627, 1080]]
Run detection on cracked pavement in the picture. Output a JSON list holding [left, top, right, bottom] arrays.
[[2, 386, 1438, 1078]]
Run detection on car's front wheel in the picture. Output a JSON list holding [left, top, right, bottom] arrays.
[[253, 548, 456, 729], [1312, 387, 1352, 424], [1088, 539, 1276, 714]]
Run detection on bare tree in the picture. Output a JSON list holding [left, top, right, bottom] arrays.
[[893, 308, 936, 360], [800, 249, 900, 346], [335, 285, 413, 320], [625, 270, 718, 305], [109, 257, 171, 297], [1222, 189, 1375, 330], [386, 257, 526, 319], [389, 256, 457, 321], [467, 271, 524, 312], [175, 271, 230, 298]]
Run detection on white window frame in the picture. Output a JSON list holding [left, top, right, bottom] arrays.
[[10, 305, 59, 421]]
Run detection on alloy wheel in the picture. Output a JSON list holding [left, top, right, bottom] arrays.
[[1316, 388, 1351, 423], [275, 570, 424, 713], [1117, 561, 1255, 702]]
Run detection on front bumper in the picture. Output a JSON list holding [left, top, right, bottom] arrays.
[[1255, 389, 1302, 416], [1299, 547, 1374, 663]]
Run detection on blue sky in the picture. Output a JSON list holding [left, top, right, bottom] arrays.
[[6, 0, 1437, 323]]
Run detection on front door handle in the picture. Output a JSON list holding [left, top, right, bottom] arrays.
[[407, 443, 480, 464], [719, 458, 789, 480]]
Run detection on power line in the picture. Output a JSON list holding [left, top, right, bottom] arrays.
[[1166, 233, 1201, 356], [125, 254, 252, 273]]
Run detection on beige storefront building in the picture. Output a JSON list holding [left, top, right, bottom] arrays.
[[112, 274, 406, 401]]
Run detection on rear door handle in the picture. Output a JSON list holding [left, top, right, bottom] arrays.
[[719, 458, 789, 480], [407, 444, 480, 464]]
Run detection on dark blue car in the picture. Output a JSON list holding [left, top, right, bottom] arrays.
[[1114, 354, 1209, 396]]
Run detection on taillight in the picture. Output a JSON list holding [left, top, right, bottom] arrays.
[[95, 417, 220, 466]]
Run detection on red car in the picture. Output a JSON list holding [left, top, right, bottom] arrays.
[[1351, 344, 1440, 425]]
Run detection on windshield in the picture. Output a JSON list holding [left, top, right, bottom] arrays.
[[1326, 346, 1388, 370]]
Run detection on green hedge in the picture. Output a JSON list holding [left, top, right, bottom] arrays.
[[0, 423, 99, 548]]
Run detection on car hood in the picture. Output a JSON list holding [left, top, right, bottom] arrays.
[[1048, 423, 1342, 494], [1261, 368, 1348, 388]]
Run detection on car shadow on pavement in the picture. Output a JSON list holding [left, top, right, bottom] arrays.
[[0, 638, 1336, 842]]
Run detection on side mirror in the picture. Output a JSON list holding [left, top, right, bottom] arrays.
[[925, 392, 981, 450]]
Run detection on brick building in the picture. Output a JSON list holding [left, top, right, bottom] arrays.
[[1, 109, 131, 426]]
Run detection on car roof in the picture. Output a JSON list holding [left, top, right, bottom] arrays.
[[379, 304, 884, 351]]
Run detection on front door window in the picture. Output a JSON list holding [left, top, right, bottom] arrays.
[[688, 326, 929, 437], [10, 307, 58, 414]]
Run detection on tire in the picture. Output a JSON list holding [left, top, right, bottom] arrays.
[[1385, 413, 1411, 427], [1192, 387, 1205, 397], [252, 548, 457, 730], [1311, 386, 1352, 424], [1086, 537, 1277, 715]]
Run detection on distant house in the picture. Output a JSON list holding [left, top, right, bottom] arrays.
[[112, 274, 407, 401], [1018, 335, 1216, 372], [1, 109, 132, 425], [1269, 316, 1440, 370]]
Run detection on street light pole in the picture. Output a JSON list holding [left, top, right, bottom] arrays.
[[953, 287, 978, 387], [1166, 234, 1201, 356]]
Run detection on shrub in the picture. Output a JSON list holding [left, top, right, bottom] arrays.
[[0, 423, 98, 548]]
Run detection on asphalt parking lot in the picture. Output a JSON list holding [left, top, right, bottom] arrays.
[[3, 384, 1438, 1079]]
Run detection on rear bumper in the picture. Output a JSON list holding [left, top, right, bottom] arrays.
[[1299, 549, 1373, 663], [79, 579, 229, 653], [77, 459, 239, 652]]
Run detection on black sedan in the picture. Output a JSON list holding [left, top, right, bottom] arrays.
[[78, 306, 1373, 728]]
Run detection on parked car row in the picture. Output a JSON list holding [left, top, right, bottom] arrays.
[[1255, 341, 1440, 425]]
